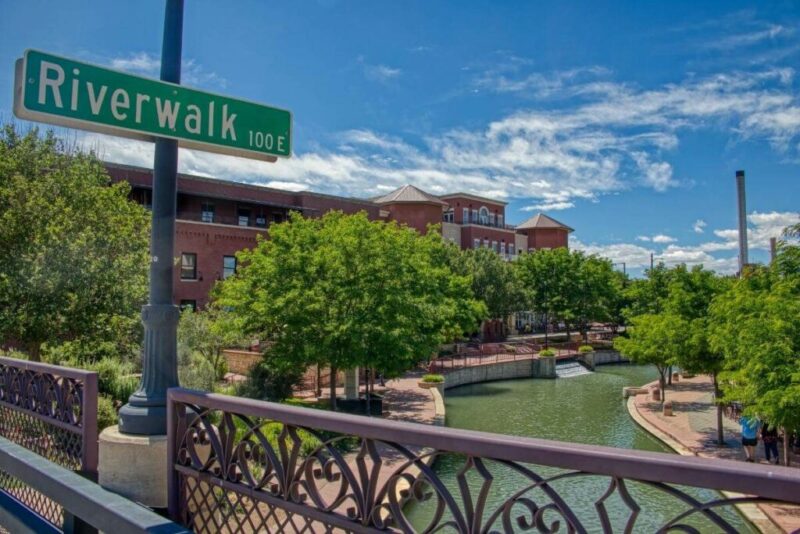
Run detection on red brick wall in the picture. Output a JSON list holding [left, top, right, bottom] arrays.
[[294, 193, 382, 219], [443, 196, 506, 224], [523, 228, 569, 250], [460, 225, 517, 251], [173, 221, 267, 308], [386, 203, 443, 234]]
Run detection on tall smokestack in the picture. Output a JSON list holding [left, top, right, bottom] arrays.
[[736, 170, 749, 274]]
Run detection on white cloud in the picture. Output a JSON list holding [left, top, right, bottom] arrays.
[[651, 234, 677, 243], [80, 64, 800, 208], [636, 234, 676, 243], [693, 219, 707, 233], [109, 52, 228, 89], [572, 211, 798, 275], [705, 24, 788, 51], [521, 201, 574, 211], [363, 64, 401, 83]]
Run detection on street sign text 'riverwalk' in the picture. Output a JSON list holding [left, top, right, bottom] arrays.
[[14, 49, 291, 161]]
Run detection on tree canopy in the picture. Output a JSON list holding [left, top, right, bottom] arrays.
[[213, 211, 484, 407], [0, 125, 150, 361]]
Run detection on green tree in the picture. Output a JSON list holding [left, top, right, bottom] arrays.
[[614, 313, 691, 402], [460, 247, 522, 336], [709, 269, 800, 465], [178, 308, 245, 388], [0, 125, 149, 361], [622, 263, 672, 321], [515, 247, 577, 344], [573, 255, 619, 342], [214, 211, 483, 410], [665, 265, 729, 444]]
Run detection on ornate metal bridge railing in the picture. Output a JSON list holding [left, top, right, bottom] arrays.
[[0, 357, 98, 530], [167, 387, 800, 533]]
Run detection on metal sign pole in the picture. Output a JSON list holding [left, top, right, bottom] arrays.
[[119, 0, 184, 435]]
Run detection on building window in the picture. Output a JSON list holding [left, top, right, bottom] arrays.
[[140, 189, 152, 210], [181, 253, 197, 280], [489, 213, 495, 226], [238, 207, 251, 227], [443, 209, 454, 223], [500, 242, 506, 255], [180, 300, 196, 312], [473, 238, 480, 249], [479, 206, 489, 225], [256, 216, 267, 228], [201, 202, 214, 223], [472, 209, 478, 224], [223, 256, 237, 279], [509, 244, 515, 255], [272, 213, 284, 224], [492, 240, 498, 252], [498, 214, 504, 227], [483, 238, 489, 248], [463, 208, 469, 223]]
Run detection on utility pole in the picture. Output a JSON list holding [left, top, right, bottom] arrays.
[[769, 237, 777, 264], [118, 0, 184, 435], [736, 170, 749, 276], [650, 253, 654, 272]]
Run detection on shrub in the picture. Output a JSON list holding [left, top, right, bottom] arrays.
[[578, 345, 594, 353], [97, 395, 118, 432], [539, 348, 556, 357], [236, 359, 304, 402], [179, 352, 217, 391], [422, 373, 445, 383], [84, 357, 139, 405]]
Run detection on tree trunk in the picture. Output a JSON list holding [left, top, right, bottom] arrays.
[[25, 341, 42, 362], [315, 365, 321, 398], [667, 365, 673, 385], [783, 427, 791, 467], [329, 366, 337, 411], [658, 367, 667, 403], [712, 373, 724, 446]]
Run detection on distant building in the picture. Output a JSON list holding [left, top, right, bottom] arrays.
[[107, 163, 572, 310]]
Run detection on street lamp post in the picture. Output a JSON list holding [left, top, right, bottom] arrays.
[[118, 0, 184, 436]]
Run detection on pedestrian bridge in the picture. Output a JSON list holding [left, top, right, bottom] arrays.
[[2, 356, 799, 533]]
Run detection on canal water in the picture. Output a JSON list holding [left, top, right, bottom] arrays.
[[407, 364, 754, 532]]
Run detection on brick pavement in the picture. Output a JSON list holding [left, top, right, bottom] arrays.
[[630, 375, 800, 533]]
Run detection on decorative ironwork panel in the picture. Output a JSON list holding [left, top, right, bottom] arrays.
[[0, 357, 98, 529], [168, 388, 800, 534]]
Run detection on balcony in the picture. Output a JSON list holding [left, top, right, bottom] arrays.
[[445, 214, 516, 231], [176, 210, 277, 229]]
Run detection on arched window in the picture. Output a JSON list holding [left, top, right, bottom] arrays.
[[479, 206, 489, 225]]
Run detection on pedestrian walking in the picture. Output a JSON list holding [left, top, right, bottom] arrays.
[[740, 415, 760, 462], [761, 423, 780, 465]]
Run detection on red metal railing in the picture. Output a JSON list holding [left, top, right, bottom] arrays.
[[428, 341, 582, 373], [0, 357, 98, 528], [167, 387, 800, 533]]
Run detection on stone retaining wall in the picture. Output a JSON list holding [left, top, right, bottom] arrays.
[[223, 349, 261, 375], [579, 349, 628, 370], [443, 357, 556, 390]]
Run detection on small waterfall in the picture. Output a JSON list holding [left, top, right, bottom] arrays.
[[556, 360, 592, 378]]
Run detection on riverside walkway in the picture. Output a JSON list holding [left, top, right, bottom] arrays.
[[629, 375, 800, 533]]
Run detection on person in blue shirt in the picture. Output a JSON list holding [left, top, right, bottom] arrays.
[[740, 416, 761, 462]]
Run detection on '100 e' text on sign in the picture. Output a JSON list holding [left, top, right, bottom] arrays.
[[14, 49, 291, 161]]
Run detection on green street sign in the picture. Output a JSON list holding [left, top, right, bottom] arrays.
[[14, 49, 291, 161]]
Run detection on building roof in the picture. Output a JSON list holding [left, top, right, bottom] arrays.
[[438, 192, 508, 206], [372, 184, 448, 206], [516, 213, 574, 232]]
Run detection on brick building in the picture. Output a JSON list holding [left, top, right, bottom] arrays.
[[107, 163, 572, 309]]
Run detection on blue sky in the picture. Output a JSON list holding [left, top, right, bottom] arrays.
[[1, 0, 798, 275]]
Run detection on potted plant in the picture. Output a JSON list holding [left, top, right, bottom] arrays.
[[539, 348, 556, 358], [419, 374, 445, 388], [578, 345, 594, 354]]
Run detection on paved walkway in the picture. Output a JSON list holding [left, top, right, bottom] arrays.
[[630, 375, 800, 533]]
